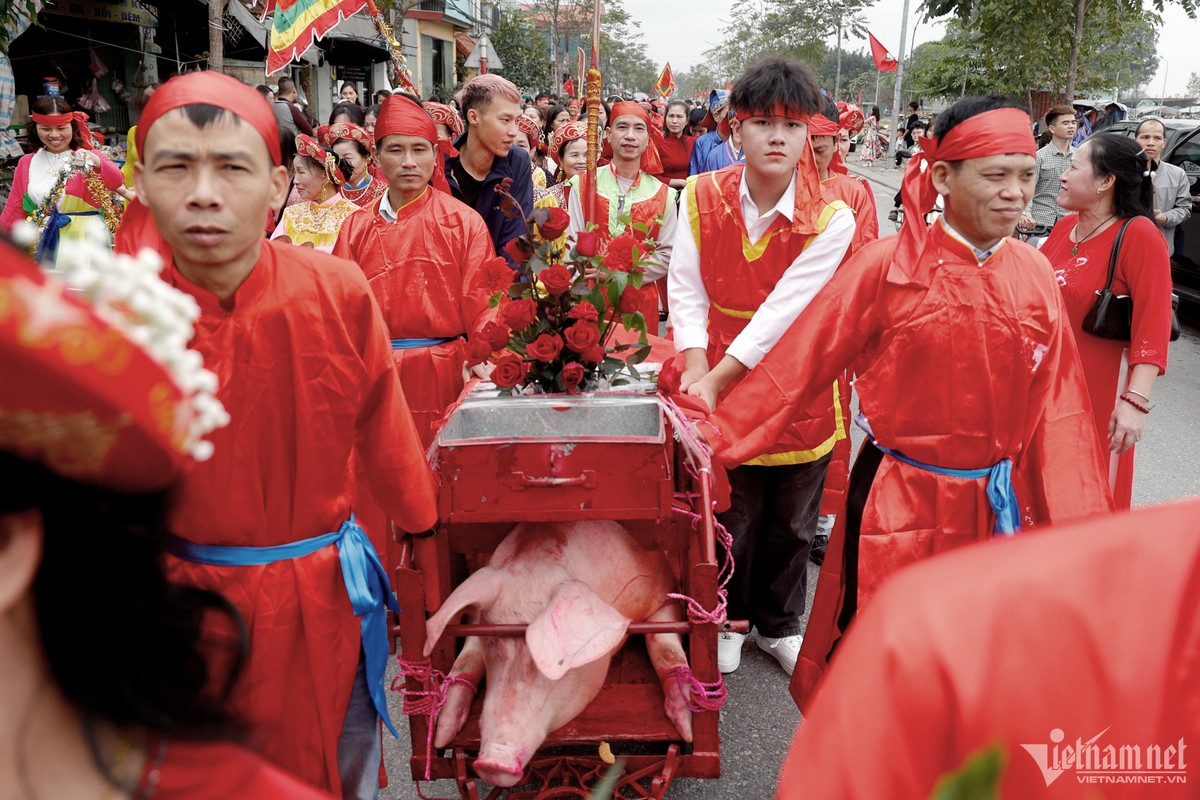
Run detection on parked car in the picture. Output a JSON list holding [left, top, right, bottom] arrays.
[[1101, 118, 1200, 306]]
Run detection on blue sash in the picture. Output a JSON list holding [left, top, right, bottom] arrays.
[[169, 515, 401, 736], [390, 336, 459, 350], [35, 209, 99, 262], [857, 421, 1020, 537]]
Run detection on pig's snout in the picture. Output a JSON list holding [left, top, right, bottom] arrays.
[[474, 743, 529, 787]]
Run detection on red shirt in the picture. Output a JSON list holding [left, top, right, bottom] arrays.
[[655, 132, 694, 182]]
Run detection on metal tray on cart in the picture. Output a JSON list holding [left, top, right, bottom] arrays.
[[432, 391, 675, 523]]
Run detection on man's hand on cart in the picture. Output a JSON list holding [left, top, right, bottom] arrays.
[[467, 362, 495, 381]]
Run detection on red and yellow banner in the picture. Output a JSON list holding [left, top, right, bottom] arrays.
[[266, 0, 369, 74], [654, 61, 675, 99]]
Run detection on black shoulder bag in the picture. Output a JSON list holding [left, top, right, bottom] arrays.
[[1081, 218, 1181, 342]]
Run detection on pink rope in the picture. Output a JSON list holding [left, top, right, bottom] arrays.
[[665, 503, 734, 626], [392, 657, 477, 781], [664, 664, 728, 712]]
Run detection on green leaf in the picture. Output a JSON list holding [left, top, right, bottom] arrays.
[[626, 343, 652, 365], [928, 743, 1006, 800], [586, 760, 625, 800]]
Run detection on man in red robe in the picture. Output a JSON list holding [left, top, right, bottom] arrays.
[[777, 496, 1200, 799], [334, 94, 498, 449], [132, 72, 438, 797], [669, 57, 855, 678], [702, 96, 1113, 710]]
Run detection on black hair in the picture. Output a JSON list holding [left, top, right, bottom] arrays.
[[687, 106, 706, 135], [818, 95, 838, 126], [1134, 117, 1167, 139], [295, 149, 348, 184], [935, 95, 1028, 146], [1084, 133, 1155, 220], [180, 103, 236, 130], [276, 76, 295, 95], [0, 452, 247, 742], [663, 99, 689, 138], [328, 101, 366, 127], [729, 57, 822, 118], [254, 84, 272, 100], [374, 89, 391, 103], [908, 101, 919, 111], [366, 103, 381, 121], [30, 96, 87, 150], [870, 105, 881, 120], [278, 128, 297, 171], [542, 103, 569, 144]]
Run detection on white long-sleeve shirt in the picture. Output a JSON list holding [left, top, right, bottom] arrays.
[[668, 170, 854, 370], [565, 170, 676, 282]]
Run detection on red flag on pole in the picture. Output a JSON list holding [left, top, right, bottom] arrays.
[[563, 77, 575, 97], [868, 32, 899, 72], [654, 62, 675, 99]]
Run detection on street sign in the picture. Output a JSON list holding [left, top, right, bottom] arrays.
[[44, 0, 158, 27]]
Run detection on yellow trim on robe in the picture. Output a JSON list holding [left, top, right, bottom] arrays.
[[742, 378, 846, 466]]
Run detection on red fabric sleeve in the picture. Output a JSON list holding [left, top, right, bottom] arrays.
[[1113, 215, 1173, 373], [97, 153, 123, 191], [458, 212, 503, 334], [709, 240, 889, 466], [0, 155, 31, 231]]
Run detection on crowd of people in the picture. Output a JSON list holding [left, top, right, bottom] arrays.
[[0, 46, 1188, 800]]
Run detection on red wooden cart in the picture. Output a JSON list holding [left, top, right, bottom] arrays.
[[389, 387, 742, 799]]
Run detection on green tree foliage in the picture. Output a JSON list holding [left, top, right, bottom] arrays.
[[491, 9, 551, 92], [1188, 71, 1200, 97], [922, 0, 1193, 100], [521, 0, 656, 95]]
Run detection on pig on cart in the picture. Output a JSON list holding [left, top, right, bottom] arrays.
[[424, 519, 694, 788]]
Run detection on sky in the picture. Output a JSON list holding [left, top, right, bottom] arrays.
[[631, 0, 1198, 98]]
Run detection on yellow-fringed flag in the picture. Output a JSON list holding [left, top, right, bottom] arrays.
[[654, 62, 675, 99], [265, 0, 369, 74]]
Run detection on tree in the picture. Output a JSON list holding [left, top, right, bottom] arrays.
[[490, 9, 551, 91], [1189, 71, 1200, 97], [923, 0, 1195, 101]]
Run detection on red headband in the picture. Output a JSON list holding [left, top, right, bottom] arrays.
[[608, 102, 663, 174], [136, 72, 281, 166], [516, 114, 543, 150], [807, 113, 839, 137], [33, 110, 94, 149], [373, 96, 455, 196], [894, 107, 1036, 278], [732, 103, 811, 122]]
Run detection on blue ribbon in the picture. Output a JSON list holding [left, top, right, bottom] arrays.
[[390, 336, 459, 350], [169, 515, 402, 736], [35, 208, 99, 262], [870, 440, 1021, 537]]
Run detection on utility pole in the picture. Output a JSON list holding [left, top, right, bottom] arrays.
[[888, 0, 910, 158], [208, 0, 227, 73]]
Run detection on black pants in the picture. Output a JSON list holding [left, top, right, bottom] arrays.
[[718, 456, 831, 639], [836, 441, 886, 638]]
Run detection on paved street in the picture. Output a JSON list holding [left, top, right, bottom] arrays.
[[382, 165, 1200, 799]]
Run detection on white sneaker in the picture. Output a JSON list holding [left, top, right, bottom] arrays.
[[757, 633, 803, 676], [717, 631, 748, 673]]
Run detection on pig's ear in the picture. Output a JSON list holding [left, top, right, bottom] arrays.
[[424, 566, 503, 657], [527, 580, 629, 681]]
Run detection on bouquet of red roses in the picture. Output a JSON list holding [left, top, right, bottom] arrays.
[[467, 186, 656, 396]]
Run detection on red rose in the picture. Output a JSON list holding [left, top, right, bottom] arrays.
[[604, 233, 640, 273], [480, 257, 515, 293], [504, 236, 534, 265], [537, 207, 571, 240], [567, 302, 599, 323], [575, 229, 601, 257], [480, 320, 512, 350], [491, 352, 528, 388], [560, 362, 586, 392], [618, 286, 643, 314], [580, 345, 606, 363], [564, 321, 600, 353], [501, 298, 538, 330], [466, 336, 494, 366], [526, 333, 564, 362], [540, 264, 573, 296]]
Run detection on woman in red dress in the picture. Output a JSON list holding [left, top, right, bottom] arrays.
[[655, 99, 694, 188], [1040, 133, 1174, 508]]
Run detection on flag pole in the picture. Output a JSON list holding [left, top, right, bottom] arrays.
[[364, 0, 418, 95], [888, 0, 911, 159], [584, 0, 601, 227]]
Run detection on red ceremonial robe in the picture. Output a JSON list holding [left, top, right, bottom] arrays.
[[1040, 214, 1173, 509], [818, 174, 879, 516], [777, 496, 1200, 800], [146, 739, 335, 799], [334, 188, 497, 448], [166, 240, 438, 794], [707, 222, 1114, 709]]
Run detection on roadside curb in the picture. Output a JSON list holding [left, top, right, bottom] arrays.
[[846, 161, 903, 193]]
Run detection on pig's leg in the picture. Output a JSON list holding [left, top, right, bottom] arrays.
[[644, 603, 693, 743], [433, 635, 484, 749]]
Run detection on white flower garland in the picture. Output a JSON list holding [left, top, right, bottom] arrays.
[[47, 230, 229, 462]]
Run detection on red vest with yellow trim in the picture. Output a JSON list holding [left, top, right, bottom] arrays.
[[688, 166, 846, 466]]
